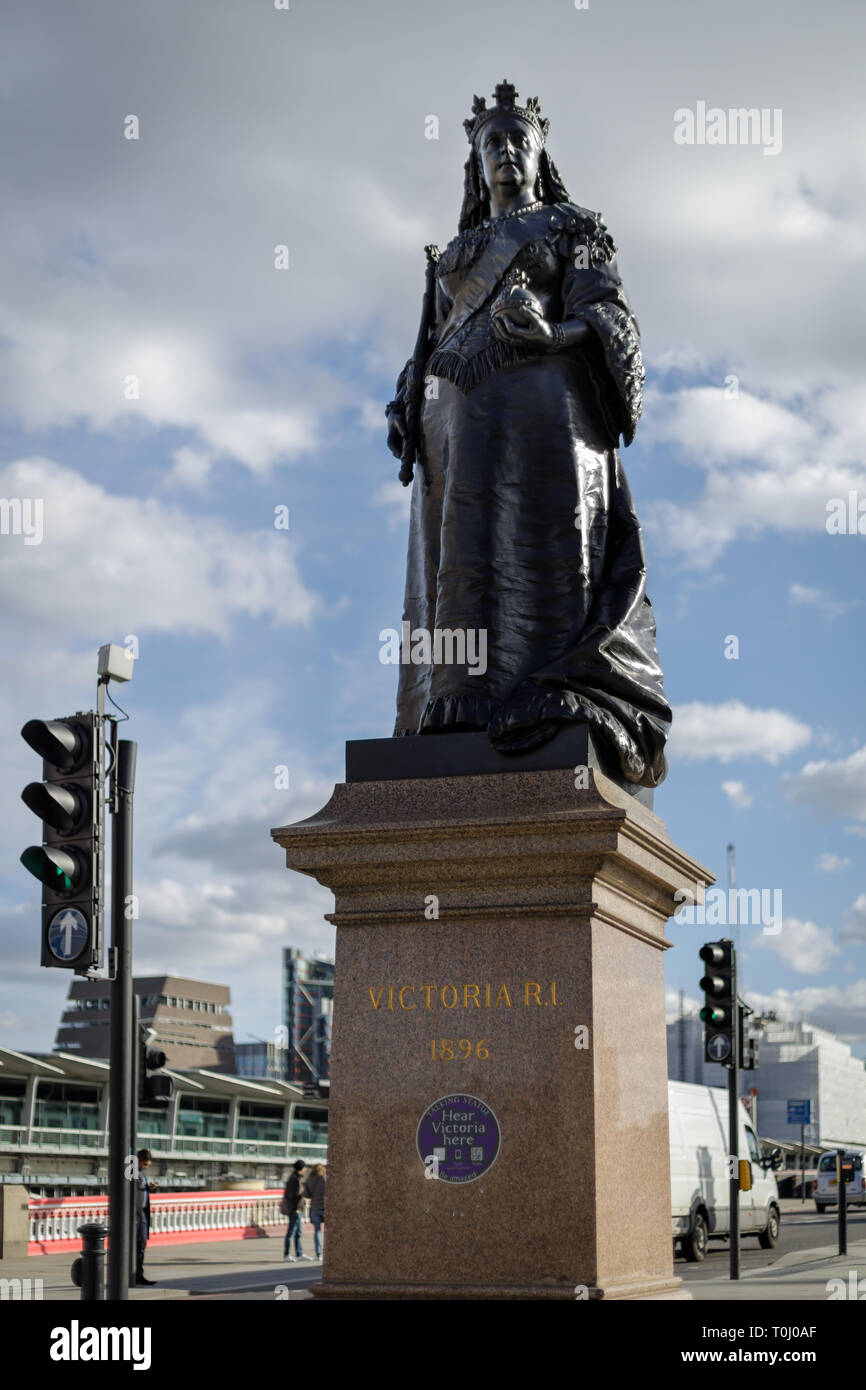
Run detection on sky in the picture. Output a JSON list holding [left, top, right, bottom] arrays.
[[1, 0, 864, 1060]]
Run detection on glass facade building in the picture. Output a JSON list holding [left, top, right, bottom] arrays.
[[282, 949, 334, 1085]]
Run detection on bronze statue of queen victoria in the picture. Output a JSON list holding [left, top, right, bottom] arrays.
[[386, 82, 670, 789]]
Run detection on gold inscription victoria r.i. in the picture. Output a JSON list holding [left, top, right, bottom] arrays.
[[366, 981, 562, 1010]]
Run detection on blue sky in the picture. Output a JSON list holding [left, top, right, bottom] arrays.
[[1, 0, 864, 1057]]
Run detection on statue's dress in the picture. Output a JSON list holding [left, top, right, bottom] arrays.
[[391, 200, 670, 787]]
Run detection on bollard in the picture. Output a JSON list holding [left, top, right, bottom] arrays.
[[72, 1221, 108, 1301]]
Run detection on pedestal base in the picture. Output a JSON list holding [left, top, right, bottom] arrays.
[[273, 750, 710, 1302], [311, 1276, 691, 1301]]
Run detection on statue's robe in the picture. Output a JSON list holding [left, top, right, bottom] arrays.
[[390, 201, 670, 787]]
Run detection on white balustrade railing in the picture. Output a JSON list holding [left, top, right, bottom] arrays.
[[28, 1189, 287, 1248]]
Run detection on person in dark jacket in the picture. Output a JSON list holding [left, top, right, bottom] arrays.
[[282, 1160, 310, 1261], [135, 1148, 157, 1286], [304, 1163, 326, 1261]]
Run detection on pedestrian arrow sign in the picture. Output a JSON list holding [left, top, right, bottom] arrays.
[[47, 908, 88, 962]]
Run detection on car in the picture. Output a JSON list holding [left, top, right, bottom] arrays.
[[669, 1080, 782, 1262], [814, 1149, 866, 1212]]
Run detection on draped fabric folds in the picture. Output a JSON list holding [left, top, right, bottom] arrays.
[[390, 200, 670, 788]]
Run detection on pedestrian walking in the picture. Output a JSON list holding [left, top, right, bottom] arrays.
[[304, 1163, 326, 1261], [282, 1160, 310, 1262], [135, 1148, 158, 1286]]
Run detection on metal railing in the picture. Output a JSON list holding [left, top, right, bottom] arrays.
[[28, 1189, 290, 1249], [1, 1124, 327, 1163]]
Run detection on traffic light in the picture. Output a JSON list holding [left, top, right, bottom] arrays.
[[699, 939, 737, 1067], [739, 1005, 759, 1071], [20, 712, 104, 972], [139, 1032, 173, 1107]]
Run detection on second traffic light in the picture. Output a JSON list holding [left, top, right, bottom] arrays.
[[20, 713, 104, 973], [699, 939, 737, 1067], [739, 1006, 759, 1071], [139, 1033, 174, 1107]]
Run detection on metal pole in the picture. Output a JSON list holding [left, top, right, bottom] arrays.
[[107, 740, 137, 1301], [729, 1027, 740, 1281], [800, 1124, 805, 1203], [129, 993, 140, 1286], [727, 845, 739, 992], [838, 1149, 847, 1256]]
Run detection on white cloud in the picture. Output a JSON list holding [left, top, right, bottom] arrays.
[[815, 853, 852, 873], [745, 983, 866, 1045], [782, 746, 866, 823], [665, 989, 700, 1022], [644, 383, 866, 567], [0, 457, 319, 640], [789, 583, 851, 620], [645, 386, 815, 470], [669, 700, 811, 764], [842, 894, 866, 943], [360, 400, 387, 434], [754, 916, 841, 974], [371, 479, 412, 531], [722, 780, 753, 809]]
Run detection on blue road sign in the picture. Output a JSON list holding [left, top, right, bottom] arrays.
[[47, 908, 88, 961], [707, 1034, 732, 1063], [787, 1099, 811, 1125]]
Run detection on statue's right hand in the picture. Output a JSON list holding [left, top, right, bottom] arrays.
[[387, 409, 407, 459]]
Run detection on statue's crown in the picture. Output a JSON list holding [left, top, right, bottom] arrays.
[[463, 80, 550, 145]]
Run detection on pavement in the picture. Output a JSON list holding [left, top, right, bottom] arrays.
[[687, 1237, 866, 1300], [2, 1199, 864, 1301], [0, 1233, 322, 1301]]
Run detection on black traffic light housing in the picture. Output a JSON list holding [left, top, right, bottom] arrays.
[[21, 713, 104, 973], [739, 1005, 759, 1071], [139, 1032, 174, 1107], [699, 939, 737, 1067]]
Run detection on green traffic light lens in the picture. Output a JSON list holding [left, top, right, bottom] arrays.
[[20, 846, 78, 893], [700, 1006, 726, 1025]]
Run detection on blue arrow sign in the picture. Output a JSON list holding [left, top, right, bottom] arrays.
[[47, 908, 88, 961], [707, 1034, 732, 1063]]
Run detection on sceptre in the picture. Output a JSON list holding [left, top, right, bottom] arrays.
[[398, 243, 440, 486]]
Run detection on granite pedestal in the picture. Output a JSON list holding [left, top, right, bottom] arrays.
[[272, 730, 712, 1300]]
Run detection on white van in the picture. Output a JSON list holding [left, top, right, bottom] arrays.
[[669, 1080, 781, 1261], [814, 1149, 866, 1211]]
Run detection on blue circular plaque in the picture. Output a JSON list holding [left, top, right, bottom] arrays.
[[417, 1093, 501, 1184]]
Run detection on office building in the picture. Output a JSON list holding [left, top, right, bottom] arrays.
[[55, 975, 236, 1072], [282, 949, 333, 1085]]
